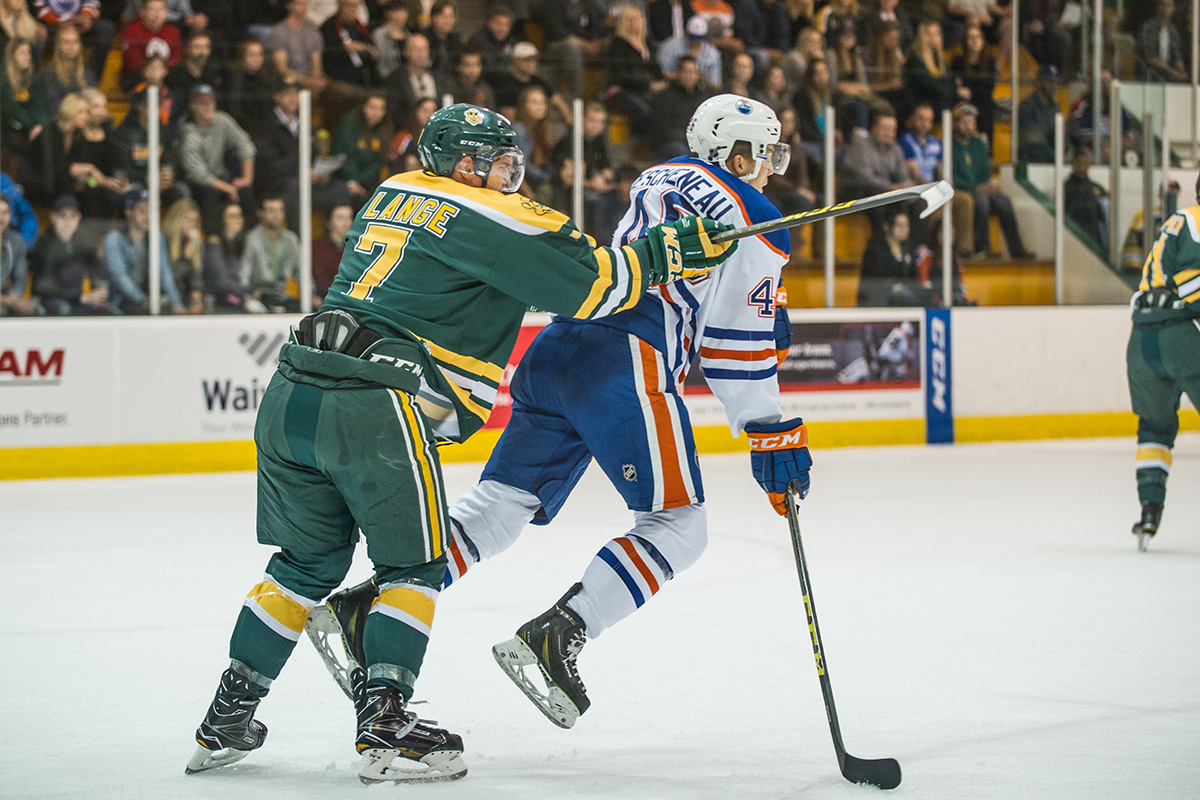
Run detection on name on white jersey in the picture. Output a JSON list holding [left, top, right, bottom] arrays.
[[632, 165, 739, 221]]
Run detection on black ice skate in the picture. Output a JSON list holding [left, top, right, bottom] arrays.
[[304, 578, 379, 699], [185, 667, 268, 774], [353, 669, 467, 783], [1132, 502, 1163, 552], [492, 582, 591, 729]]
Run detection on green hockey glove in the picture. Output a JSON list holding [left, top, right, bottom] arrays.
[[644, 215, 739, 284]]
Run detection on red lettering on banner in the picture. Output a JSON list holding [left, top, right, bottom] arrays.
[[0, 349, 66, 379], [0, 350, 17, 376], [484, 324, 546, 429]]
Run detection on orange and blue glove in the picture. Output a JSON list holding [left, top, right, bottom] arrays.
[[745, 418, 812, 516]]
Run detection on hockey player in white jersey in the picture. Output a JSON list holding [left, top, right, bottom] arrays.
[[313, 95, 813, 729]]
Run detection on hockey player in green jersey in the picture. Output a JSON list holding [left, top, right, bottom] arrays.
[[185, 103, 738, 784], [1126, 172, 1200, 551]]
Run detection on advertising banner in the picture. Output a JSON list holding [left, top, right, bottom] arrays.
[[924, 307, 954, 443]]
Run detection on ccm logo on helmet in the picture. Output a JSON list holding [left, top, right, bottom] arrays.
[[748, 429, 809, 451]]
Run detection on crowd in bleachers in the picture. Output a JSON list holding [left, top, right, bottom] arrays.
[[0, 0, 1195, 315]]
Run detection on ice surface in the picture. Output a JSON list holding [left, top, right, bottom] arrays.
[[2, 438, 1199, 799]]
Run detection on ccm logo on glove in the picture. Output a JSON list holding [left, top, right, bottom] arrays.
[[748, 427, 808, 451]]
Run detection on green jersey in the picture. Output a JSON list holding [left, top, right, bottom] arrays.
[[1135, 205, 1200, 326], [323, 170, 656, 442]]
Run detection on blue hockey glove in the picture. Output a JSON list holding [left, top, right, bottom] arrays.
[[773, 299, 792, 367], [745, 418, 812, 516], [644, 215, 739, 284]]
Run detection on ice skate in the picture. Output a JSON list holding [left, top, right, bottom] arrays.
[[492, 582, 590, 729], [1132, 502, 1163, 552], [185, 667, 268, 774], [304, 577, 378, 699], [353, 670, 467, 783]]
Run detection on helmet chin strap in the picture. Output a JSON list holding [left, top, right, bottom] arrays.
[[740, 157, 764, 183]]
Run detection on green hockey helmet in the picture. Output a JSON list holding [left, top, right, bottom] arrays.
[[417, 103, 525, 193]]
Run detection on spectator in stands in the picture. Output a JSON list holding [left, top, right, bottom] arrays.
[[1063, 146, 1108, 250], [371, 0, 411, 81], [0, 195, 35, 315], [491, 40, 570, 124], [840, 110, 911, 200], [764, 106, 817, 244], [865, 20, 906, 116], [242, 194, 300, 312], [332, 91, 391, 202], [206, 201, 252, 311], [781, 26, 824, 89], [1136, 0, 1187, 82], [783, 0, 814, 38], [899, 101, 973, 253], [181, 84, 256, 235], [0, 39, 46, 178], [121, 0, 183, 88], [167, 31, 222, 106], [648, 0, 694, 46], [1020, 0, 1070, 75], [115, 88, 190, 208], [35, 0, 114, 83], [648, 54, 708, 159], [553, 101, 619, 243], [126, 0, 209, 33], [323, 0, 378, 87], [31, 195, 110, 315], [694, 2, 745, 57], [422, 0, 460, 80], [734, 0, 791, 70], [26, 90, 85, 205], [1017, 63, 1058, 163], [813, 0, 856, 47], [825, 19, 873, 129], [605, 4, 664, 136], [726, 52, 755, 96], [0, 0, 43, 59], [658, 14, 721, 89], [903, 19, 964, 116], [255, 76, 353, 227], [754, 65, 792, 114], [466, 2, 514, 85], [387, 94, 435, 173], [1120, 179, 1178, 275], [311, 202, 352, 303], [163, 197, 207, 312], [858, 206, 929, 306], [446, 48, 494, 108], [951, 102, 1033, 258], [387, 33, 444, 128], [1068, 70, 1138, 165], [65, 89, 128, 220], [1, 172, 38, 246], [40, 25, 93, 121], [266, 0, 327, 95], [862, 0, 913, 51], [792, 56, 833, 168], [104, 186, 185, 313], [223, 39, 277, 135], [950, 24, 995, 141], [534, 153, 575, 214], [532, 0, 607, 99], [130, 54, 176, 134], [512, 85, 556, 192]]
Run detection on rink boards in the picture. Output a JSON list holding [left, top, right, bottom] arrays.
[[1, 306, 1194, 479]]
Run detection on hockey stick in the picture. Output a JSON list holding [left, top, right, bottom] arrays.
[[785, 482, 902, 790], [712, 180, 953, 243]]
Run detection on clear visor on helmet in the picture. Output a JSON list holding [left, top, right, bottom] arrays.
[[473, 145, 525, 194], [764, 142, 791, 175]]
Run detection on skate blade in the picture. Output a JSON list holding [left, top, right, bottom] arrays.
[[184, 743, 251, 774], [304, 606, 355, 701], [491, 638, 580, 729], [1137, 531, 1153, 552], [358, 747, 468, 784]]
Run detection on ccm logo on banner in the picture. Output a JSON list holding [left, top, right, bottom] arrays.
[[925, 309, 953, 444], [0, 349, 65, 384]]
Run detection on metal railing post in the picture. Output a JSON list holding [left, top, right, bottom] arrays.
[[1142, 112, 1155, 264], [1092, 0, 1103, 165], [823, 105, 835, 307], [1109, 78, 1122, 268], [299, 90, 313, 314], [942, 108, 953, 307], [1009, 0, 1019, 166], [572, 97, 584, 230], [1054, 112, 1064, 305], [148, 85, 161, 315]]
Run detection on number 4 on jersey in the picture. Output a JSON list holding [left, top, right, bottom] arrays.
[[748, 277, 775, 318]]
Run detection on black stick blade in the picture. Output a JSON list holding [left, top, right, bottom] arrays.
[[841, 755, 902, 790]]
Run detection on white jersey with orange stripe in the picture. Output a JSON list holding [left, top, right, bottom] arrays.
[[587, 156, 791, 435]]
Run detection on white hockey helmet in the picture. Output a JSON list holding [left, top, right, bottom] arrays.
[[686, 94, 789, 182]]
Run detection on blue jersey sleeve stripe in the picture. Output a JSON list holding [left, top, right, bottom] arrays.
[[598, 546, 646, 607], [704, 326, 775, 341], [702, 366, 778, 381]]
